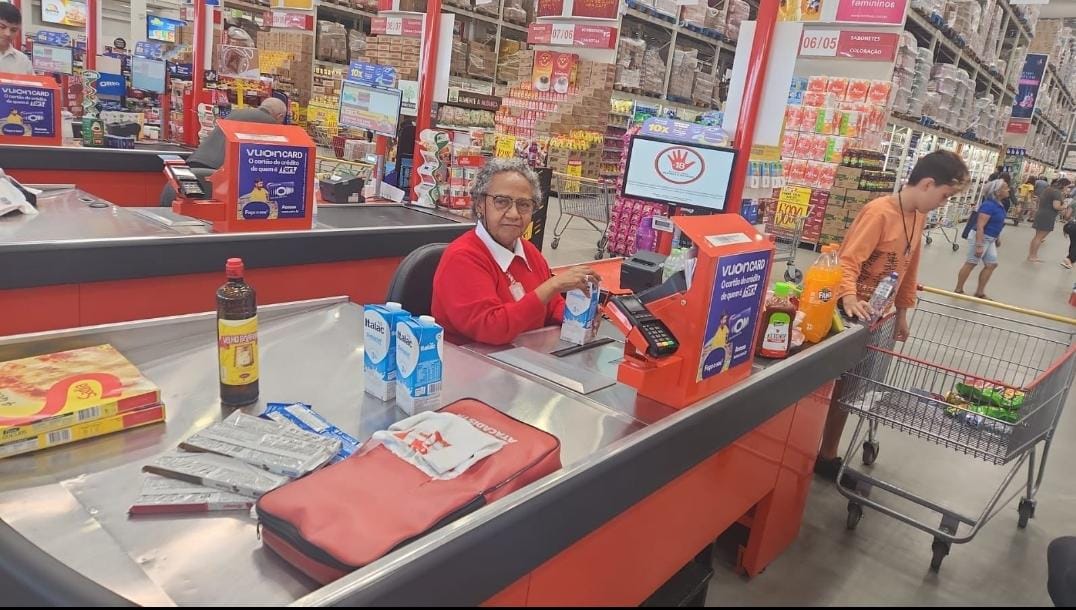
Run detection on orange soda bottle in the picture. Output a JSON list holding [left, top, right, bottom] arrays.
[[799, 244, 842, 343]]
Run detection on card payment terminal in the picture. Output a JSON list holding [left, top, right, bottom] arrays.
[[609, 295, 680, 358], [160, 154, 209, 199]]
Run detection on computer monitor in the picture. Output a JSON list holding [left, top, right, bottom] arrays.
[[31, 44, 73, 75], [147, 16, 185, 43], [622, 135, 737, 212], [131, 56, 167, 94], [338, 80, 402, 137]]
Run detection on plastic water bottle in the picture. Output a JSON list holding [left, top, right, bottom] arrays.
[[663, 247, 686, 282], [868, 272, 899, 323]]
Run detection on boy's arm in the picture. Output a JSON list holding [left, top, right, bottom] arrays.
[[895, 238, 920, 309]]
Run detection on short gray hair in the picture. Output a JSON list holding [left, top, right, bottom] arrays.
[[981, 178, 1007, 203], [470, 158, 542, 216]]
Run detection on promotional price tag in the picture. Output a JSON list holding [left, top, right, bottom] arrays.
[[774, 186, 812, 230], [799, 29, 840, 57]]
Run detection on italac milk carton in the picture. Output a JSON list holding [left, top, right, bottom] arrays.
[[395, 315, 444, 415], [363, 302, 411, 401], [559, 280, 602, 345]]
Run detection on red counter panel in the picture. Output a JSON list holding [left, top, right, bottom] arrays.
[[7, 169, 168, 207]]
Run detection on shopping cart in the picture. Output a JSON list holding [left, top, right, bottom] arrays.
[[924, 200, 960, 251], [835, 288, 1076, 572], [550, 173, 615, 260], [762, 198, 813, 284]]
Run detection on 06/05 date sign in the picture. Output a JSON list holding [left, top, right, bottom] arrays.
[[799, 30, 840, 56]]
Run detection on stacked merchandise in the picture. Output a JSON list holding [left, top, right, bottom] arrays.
[[667, 49, 698, 100], [608, 199, 672, 256], [437, 105, 496, 129], [891, 32, 932, 118], [135, 409, 347, 514], [256, 29, 315, 105], [921, 64, 975, 133], [819, 152, 892, 243], [468, 43, 497, 81], [693, 72, 717, 107], [545, 132, 604, 177], [641, 47, 666, 93], [681, 3, 726, 37], [496, 39, 527, 82], [614, 35, 645, 91], [502, 0, 531, 25], [725, 0, 750, 41], [451, 39, 469, 77], [967, 94, 1005, 144], [316, 20, 349, 64], [0, 345, 165, 460], [353, 36, 422, 81], [944, 0, 981, 57], [781, 76, 892, 191], [495, 51, 615, 179], [167, 80, 191, 143]]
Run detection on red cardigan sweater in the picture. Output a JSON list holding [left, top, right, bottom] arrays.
[[431, 229, 566, 345]]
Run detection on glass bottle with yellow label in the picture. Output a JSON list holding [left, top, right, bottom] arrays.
[[217, 258, 259, 406]]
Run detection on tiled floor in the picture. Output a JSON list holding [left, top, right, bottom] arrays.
[[542, 213, 1076, 605]]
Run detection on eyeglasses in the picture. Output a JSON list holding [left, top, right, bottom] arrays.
[[483, 194, 537, 215]]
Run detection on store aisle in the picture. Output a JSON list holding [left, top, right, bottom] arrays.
[[542, 220, 1076, 605]]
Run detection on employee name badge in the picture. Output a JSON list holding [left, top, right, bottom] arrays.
[[507, 272, 525, 301]]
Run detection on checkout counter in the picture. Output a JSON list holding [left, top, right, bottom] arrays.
[[0, 296, 867, 606], [0, 207, 869, 605], [0, 122, 471, 336]]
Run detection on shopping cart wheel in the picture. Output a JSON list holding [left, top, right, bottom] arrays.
[[551, 237, 561, 250], [930, 538, 951, 572], [925, 235, 933, 245], [846, 502, 863, 530], [861, 440, 880, 466], [1017, 498, 1036, 529], [951, 243, 959, 252], [784, 267, 803, 284]]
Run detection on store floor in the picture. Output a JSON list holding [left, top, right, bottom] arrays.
[[542, 219, 1076, 605]]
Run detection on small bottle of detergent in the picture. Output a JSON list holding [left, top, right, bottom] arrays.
[[756, 282, 796, 359]]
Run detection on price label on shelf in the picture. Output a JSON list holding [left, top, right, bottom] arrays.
[[798, 29, 840, 57], [774, 186, 812, 230]]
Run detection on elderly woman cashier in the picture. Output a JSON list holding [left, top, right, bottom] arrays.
[[432, 159, 596, 345]]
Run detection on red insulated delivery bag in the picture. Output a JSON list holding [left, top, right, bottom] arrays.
[[256, 398, 562, 584]]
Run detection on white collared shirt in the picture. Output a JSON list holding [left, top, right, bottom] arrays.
[[475, 222, 531, 272], [0, 46, 34, 76]]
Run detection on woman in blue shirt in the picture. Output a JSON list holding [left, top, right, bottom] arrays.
[[956, 179, 1009, 299]]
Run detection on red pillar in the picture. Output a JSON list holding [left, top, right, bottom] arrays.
[[410, 2, 441, 200], [724, 0, 780, 215], [186, 0, 208, 147], [85, 0, 97, 69]]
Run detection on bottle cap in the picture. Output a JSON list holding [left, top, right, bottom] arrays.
[[418, 315, 436, 324], [774, 282, 793, 297], [385, 302, 402, 310], [226, 258, 244, 279]]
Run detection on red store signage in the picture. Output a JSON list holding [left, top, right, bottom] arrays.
[[571, 0, 619, 19], [371, 16, 423, 37], [1006, 119, 1031, 135], [536, 0, 565, 17], [527, 23, 617, 49]]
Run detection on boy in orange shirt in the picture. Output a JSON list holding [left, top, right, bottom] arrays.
[[815, 150, 970, 481]]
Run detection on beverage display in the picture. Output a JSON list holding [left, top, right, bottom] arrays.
[[217, 258, 259, 407], [799, 244, 841, 343]]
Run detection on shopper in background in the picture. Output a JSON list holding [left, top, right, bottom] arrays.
[[186, 98, 288, 170], [956, 179, 1008, 298], [814, 150, 970, 482], [432, 158, 595, 345], [1028, 177, 1072, 263], [1018, 177, 1036, 222], [996, 172, 1016, 212], [0, 3, 32, 76]]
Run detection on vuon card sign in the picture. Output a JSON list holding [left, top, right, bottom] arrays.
[[192, 121, 316, 232]]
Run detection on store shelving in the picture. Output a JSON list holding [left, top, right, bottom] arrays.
[[316, 2, 377, 21], [903, 8, 1016, 102]]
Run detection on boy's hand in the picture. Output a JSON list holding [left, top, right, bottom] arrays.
[[841, 295, 873, 321], [896, 308, 911, 342]]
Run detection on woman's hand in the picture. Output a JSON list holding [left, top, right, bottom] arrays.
[[976, 241, 986, 256], [995, 237, 1001, 248], [536, 266, 597, 303], [840, 295, 873, 321]]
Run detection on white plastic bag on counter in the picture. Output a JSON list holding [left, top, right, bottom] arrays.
[[0, 169, 38, 217]]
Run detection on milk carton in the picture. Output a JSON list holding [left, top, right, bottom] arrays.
[[363, 302, 411, 401], [559, 280, 602, 345], [395, 315, 444, 415]]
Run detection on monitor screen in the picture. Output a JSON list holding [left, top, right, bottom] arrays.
[[31, 44, 73, 74], [338, 80, 402, 137], [41, 0, 87, 27], [147, 16, 185, 43], [622, 136, 737, 211], [131, 57, 167, 93]]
